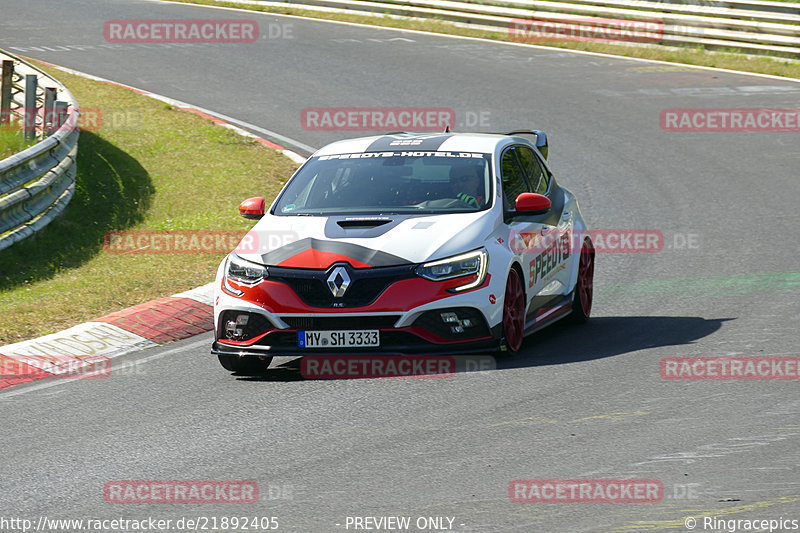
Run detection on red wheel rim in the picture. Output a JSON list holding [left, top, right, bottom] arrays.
[[577, 239, 594, 317], [503, 269, 525, 352]]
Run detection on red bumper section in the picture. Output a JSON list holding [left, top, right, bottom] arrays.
[[215, 276, 499, 355]]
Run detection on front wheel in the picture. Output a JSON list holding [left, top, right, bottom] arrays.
[[569, 237, 595, 324], [218, 354, 272, 375], [501, 268, 526, 353]]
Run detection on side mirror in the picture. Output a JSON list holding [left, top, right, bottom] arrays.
[[239, 197, 266, 220], [514, 193, 551, 215]]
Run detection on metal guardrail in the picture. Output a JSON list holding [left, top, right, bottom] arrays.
[[251, 0, 800, 57], [0, 50, 79, 252]]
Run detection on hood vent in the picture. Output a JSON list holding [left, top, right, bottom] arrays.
[[337, 218, 392, 229]]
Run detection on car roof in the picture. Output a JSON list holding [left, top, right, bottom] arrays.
[[312, 132, 527, 157]]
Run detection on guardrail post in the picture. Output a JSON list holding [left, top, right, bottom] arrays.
[[44, 87, 57, 135], [1, 60, 13, 125], [55, 101, 69, 129], [24, 74, 38, 141]]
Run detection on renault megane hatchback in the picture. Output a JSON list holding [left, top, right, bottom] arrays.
[[212, 131, 594, 374]]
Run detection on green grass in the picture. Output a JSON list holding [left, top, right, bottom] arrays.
[[0, 127, 35, 159], [0, 62, 299, 344], [168, 0, 800, 79]]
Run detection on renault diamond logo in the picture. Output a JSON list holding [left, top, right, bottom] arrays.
[[327, 266, 351, 298]]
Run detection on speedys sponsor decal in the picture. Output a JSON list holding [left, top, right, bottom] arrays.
[[529, 233, 571, 288]]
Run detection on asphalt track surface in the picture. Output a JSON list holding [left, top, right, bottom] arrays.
[[1, 0, 799, 531]]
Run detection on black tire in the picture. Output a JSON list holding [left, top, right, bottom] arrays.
[[217, 354, 272, 375]]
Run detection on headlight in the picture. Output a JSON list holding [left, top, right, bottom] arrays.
[[416, 249, 488, 292], [223, 254, 267, 296]]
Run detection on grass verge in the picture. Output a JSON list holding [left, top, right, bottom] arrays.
[[0, 61, 299, 345], [169, 0, 800, 79], [0, 127, 36, 159]]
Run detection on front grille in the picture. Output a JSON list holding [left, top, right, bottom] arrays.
[[281, 315, 401, 329], [270, 263, 416, 308], [278, 277, 392, 307]]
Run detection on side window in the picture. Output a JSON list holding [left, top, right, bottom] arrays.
[[516, 146, 549, 195], [501, 148, 531, 211], [535, 153, 551, 194]]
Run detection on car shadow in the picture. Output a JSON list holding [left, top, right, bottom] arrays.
[[235, 315, 731, 382], [504, 315, 732, 368], [0, 131, 154, 290]]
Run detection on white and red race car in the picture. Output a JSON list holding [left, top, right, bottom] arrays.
[[212, 131, 594, 374]]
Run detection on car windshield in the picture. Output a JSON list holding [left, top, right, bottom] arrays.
[[273, 151, 493, 216]]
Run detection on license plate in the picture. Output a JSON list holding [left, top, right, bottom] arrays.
[[298, 330, 380, 348]]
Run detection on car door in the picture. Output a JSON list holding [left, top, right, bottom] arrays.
[[500, 145, 540, 319], [504, 145, 573, 316], [518, 145, 573, 291]]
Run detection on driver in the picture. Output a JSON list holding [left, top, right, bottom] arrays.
[[450, 164, 484, 208]]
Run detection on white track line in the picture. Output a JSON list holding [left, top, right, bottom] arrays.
[[33, 62, 316, 157], [0, 339, 209, 400], [144, 0, 800, 84], [194, 108, 316, 156]]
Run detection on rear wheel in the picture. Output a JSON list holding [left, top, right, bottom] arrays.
[[217, 354, 272, 375], [502, 268, 526, 353], [569, 238, 595, 323]]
